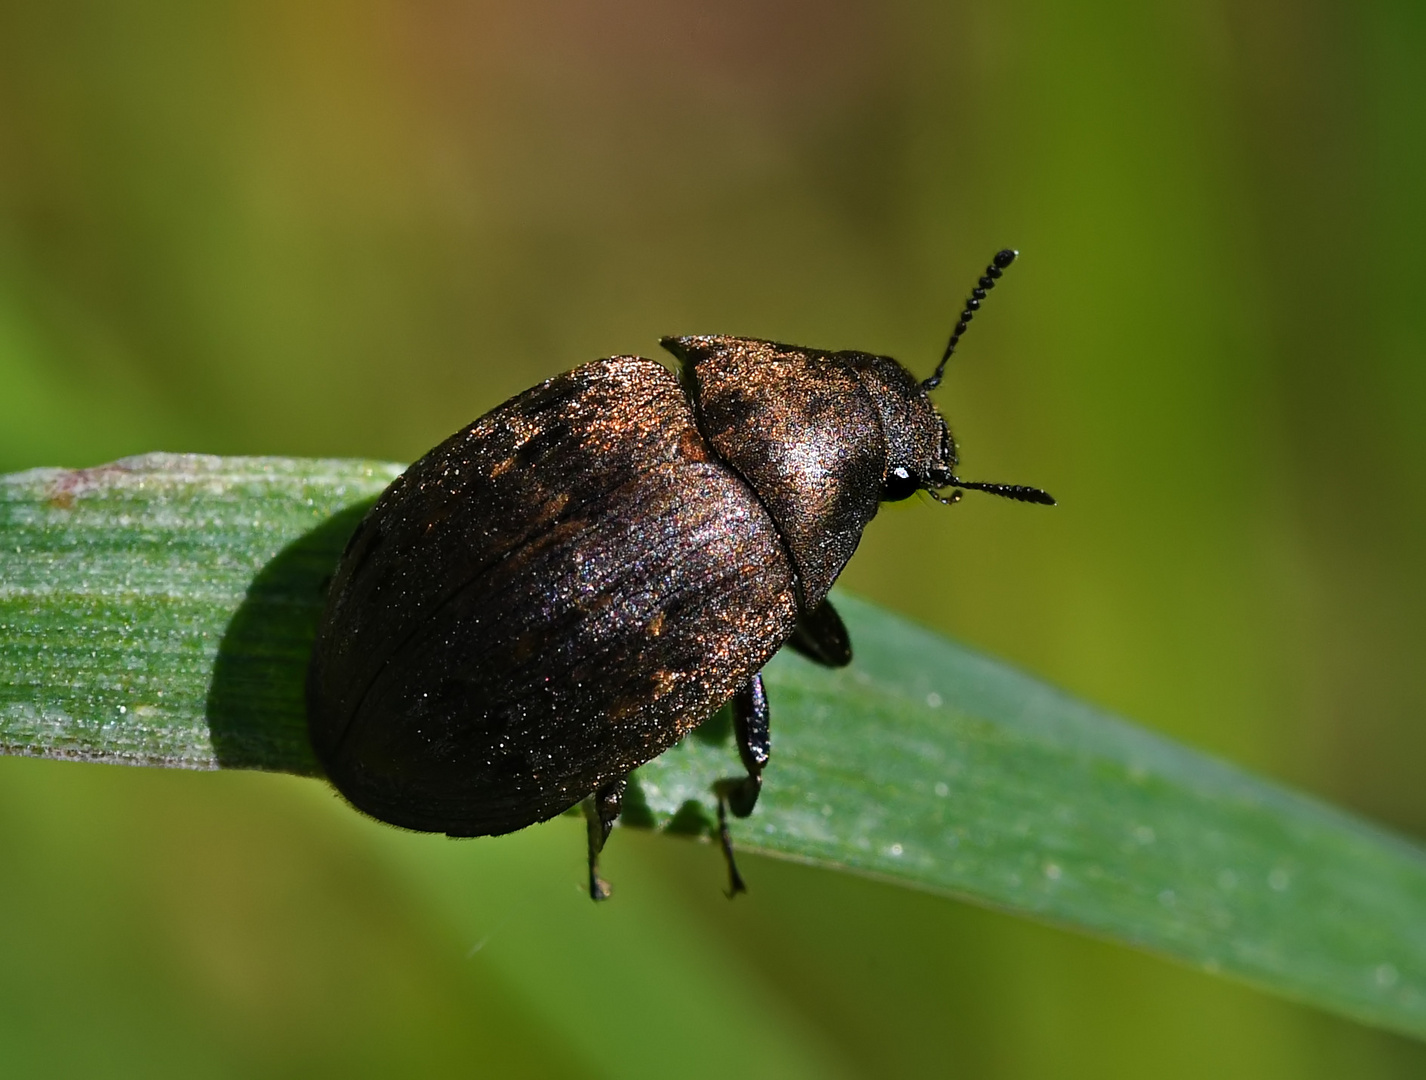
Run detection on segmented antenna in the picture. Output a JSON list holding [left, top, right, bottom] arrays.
[[922, 248, 1018, 391], [945, 479, 1055, 505]]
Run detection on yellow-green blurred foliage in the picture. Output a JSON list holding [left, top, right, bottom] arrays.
[[2, 1, 1424, 1076]]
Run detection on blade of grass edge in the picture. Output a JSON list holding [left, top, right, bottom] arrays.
[[1, 453, 1424, 1039]]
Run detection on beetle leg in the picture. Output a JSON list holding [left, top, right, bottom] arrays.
[[786, 598, 853, 668], [713, 672, 770, 896], [583, 776, 627, 902], [729, 672, 770, 815], [717, 797, 747, 897]]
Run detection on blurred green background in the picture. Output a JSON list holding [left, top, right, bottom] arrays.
[[2, 0, 1424, 1075]]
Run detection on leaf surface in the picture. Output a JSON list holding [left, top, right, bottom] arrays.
[[2, 454, 1424, 1038]]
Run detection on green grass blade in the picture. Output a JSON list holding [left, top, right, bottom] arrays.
[[2, 454, 1424, 1039]]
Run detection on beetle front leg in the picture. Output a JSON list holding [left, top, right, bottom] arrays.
[[583, 775, 627, 901], [713, 672, 770, 896]]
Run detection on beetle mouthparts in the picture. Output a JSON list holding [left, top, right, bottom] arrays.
[[944, 478, 1056, 506]]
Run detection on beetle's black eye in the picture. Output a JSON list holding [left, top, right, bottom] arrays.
[[881, 466, 921, 502]]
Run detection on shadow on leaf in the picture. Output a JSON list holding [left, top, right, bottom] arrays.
[[206, 501, 374, 774]]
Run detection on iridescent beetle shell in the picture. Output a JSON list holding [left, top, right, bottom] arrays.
[[307, 338, 946, 833], [306, 250, 1051, 896]]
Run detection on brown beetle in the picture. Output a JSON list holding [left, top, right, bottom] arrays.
[[306, 250, 1052, 898]]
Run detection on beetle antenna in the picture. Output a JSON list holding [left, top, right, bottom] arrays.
[[923, 248, 1019, 391], [945, 478, 1055, 505]]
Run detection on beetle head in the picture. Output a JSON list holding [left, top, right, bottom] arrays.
[[853, 358, 1054, 507], [843, 351, 952, 502]]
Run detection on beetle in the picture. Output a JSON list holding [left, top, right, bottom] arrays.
[[306, 249, 1052, 899]]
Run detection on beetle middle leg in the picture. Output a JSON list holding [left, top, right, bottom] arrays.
[[786, 598, 853, 668], [711, 602, 853, 896], [583, 775, 627, 901], [713, 672, 770, 896]]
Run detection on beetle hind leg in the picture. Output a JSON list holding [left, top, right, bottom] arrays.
[[583, 776, 627, 901], [713, 672, 770, 897]]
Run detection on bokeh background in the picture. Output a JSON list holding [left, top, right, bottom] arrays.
[[2, 1, 1425, 1075]]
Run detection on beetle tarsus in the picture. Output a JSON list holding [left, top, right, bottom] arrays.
[[717, 796, 748, 898], [583, 776, 627, 902]]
